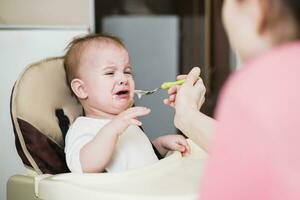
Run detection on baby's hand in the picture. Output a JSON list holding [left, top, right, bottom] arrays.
[[153, 134, 190, 157], [109, 107, 150, 135]]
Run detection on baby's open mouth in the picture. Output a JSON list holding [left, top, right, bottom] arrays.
[[116, 90, 129, 95], [113, 89, 131, 100]]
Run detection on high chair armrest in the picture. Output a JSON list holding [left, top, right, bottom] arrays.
[[7, 174, 40, 200]]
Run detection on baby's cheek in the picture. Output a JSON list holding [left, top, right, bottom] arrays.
[[129, 91, 135, 99], [130, 79, 135, 89]]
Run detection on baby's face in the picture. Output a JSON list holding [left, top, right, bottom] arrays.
[[79, 42, 135, 117]]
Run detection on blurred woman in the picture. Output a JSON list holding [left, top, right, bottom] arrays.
[[165, 0, 300, 199]]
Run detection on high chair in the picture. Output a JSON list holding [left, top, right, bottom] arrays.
[[7, 57, 208, 200]]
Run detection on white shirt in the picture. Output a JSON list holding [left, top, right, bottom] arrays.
[[65, 117, 158, 173]]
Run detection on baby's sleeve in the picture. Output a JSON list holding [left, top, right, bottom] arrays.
[[65, 123, 95, 173]]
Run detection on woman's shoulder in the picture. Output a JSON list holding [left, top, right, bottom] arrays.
[[227, 41, 300, 93], [216, 41, 300, 117]]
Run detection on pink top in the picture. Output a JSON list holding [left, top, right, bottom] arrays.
[[200, 42, 300, 200]]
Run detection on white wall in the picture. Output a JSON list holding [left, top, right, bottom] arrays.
[[0, 0, 91, 27], [0, 27, 88, 200], [0, 1, 92, 198]]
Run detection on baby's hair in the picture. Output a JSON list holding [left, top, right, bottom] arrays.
[[63, 33, 125, 87]]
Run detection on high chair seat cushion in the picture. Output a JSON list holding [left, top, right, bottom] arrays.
[[11, 57, 83, 174]]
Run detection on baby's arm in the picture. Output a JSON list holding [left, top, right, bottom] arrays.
[[152, 134, 190, 157], [80, 107, 150, 173]]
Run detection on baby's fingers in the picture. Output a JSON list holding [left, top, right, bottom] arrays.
[[177, 137, 190, 155], [171, 143, 187, 153], [118, 107, 150, 126], [129, 118, 143, 126], [125, 107, 151, 118]]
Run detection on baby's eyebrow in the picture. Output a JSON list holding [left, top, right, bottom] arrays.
[[101, 65, 131, 71], [101, 66, 116, 70]]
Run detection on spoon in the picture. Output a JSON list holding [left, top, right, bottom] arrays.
[[134, 79, 186, 99]]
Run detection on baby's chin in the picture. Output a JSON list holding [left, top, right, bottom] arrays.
[[113, 99, 134, 113]]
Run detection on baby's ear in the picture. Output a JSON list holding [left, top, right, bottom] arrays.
[[71, 78, 88, 99]]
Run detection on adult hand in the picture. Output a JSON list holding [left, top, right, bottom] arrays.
[[164, 67, 206, 112], [163, 67, 214, 152]]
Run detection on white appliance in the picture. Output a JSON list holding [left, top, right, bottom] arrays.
[[0, 26, 88, 200]]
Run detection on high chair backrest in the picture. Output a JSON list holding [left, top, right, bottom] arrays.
[[10, 57, 83, 174]]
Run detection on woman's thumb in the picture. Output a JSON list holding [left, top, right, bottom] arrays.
[[185, 67, 201, 86]]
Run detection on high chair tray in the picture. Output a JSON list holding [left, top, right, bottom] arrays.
[[8, 140, 207, 200]]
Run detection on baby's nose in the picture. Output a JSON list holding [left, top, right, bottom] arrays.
[[118, 79, 128, 85]]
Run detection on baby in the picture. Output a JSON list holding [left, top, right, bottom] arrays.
[[64, 34, 189, 173]]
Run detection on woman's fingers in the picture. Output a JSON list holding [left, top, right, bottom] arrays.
[[164, 67, 204, 110], [176, 74, 187, 80], [169, 94, 176, 102], [194, 77, 206, 109], [164, 93, 176, 107], [167, 85, 180, 95], [163, 98, 175, 108], [185, 67, 201, 86], [164, 86, 179, 108], [194, 78, 206, 97]]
